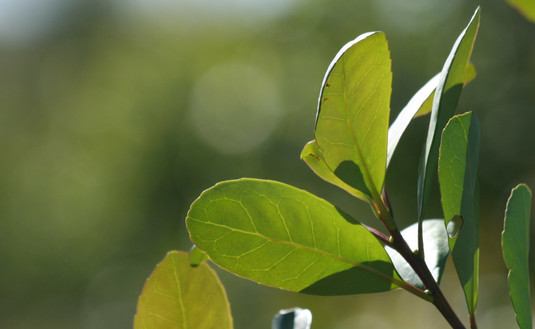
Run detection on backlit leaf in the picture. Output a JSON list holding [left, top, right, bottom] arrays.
[[387, 73, 439, 168], [186, 178, 402, 296], [387, 62, 476, 168], [417, 8, 480, 224], [438, 112, 480, 316], [314, 32, 391, 201], [301, 140, 369, 201], [134, 251, 233, 329], [503, 184, 533, 329]]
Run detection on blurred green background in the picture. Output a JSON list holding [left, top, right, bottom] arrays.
[[0, 0, 534, 328]]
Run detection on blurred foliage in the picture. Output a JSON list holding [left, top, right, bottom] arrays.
[[505, 0, 535, 22], [0, 1, 534, 328]]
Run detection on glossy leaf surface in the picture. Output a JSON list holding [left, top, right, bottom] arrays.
[[438, 112, 480, 315], [314, 32, 391, 201], [272, 308, 312, 329], [134, 251, 233, 329], [417, 8, 480, 222], [503, 184, 533, 329], [387, 73, 439, 168], [506, 0, 535, 22], [186, 178, 401, 295], [387, 62, 476, 168], [301, 140, 369, 201], [385, 219, 449, 290]]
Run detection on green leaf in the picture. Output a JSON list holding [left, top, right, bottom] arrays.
[[272, 308, 312, 329], [387, 63, 476, 168], [414, 63, 476, 119], [314, 32, 392, 202], [503, 184, 533, 329], [387, 73, 439, 168], [301, 140, 369, 201], [417, 7, 480, 223], [186, 178, 402, 296], [134, 251, 233, 329], [385, 219, 449, 290], [438, 112, 480, 316], [506, 0, 535, 22], [189, 245, 208, 266]]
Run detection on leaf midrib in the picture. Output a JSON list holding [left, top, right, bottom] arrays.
[[188, 216, 400, 287], [171, 254, 188, 329], [340, 41, 383, 201]]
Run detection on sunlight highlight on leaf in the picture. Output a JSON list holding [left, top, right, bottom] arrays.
[[301, 140, 369, 201], [314, 32, 391, 202], [387, 62, 476, 168], [186, 178, 402, 295], [134, 251, 233, 329], [385, 219, 449, 290], [417, 8, 480, 226]]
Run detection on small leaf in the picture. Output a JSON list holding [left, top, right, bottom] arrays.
[[503, 184, 533, 329], [134, 251, 233, 329], [387, 63, 476, 168], [385, 219, 449, 290], [417, 7, 480, 223], [301, 140, 369, 201], [438, 112, 480, 316], [314, 31, 392, 202], [186, 178, 402, 296], [272, 308, 312, 329], [189, 245, 208, 266], [506, 0, 535, 22]]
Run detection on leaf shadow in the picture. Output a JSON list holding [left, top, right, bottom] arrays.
[[299, 261, 396, 295]]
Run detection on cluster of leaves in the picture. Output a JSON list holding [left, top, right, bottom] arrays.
[[133, 7, 532, 329]]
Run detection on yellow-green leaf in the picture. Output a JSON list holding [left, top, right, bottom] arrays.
[[186, 178, 402, 295], [301, 140, 369, 201], [506, 0, 535, 22], [387, 62, 476, 168], [134, 251, 233, 329], [314, 32, 392, 202]]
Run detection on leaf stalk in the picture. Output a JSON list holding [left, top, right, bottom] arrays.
[[374, 192, 466, 329]]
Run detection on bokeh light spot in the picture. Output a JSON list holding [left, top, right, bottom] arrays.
[[190, 62, 282, 154]]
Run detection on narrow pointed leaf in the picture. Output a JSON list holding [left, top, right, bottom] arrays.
[[134, 251, 233, 329], [387, 62, 476, 168], [385, 219, 449, 290], [314, 32, 391, 201], [506, 0, 535, 22], [186, 178, 402, 296], [413, 63, 476, 119], [272, 308, 312, 329], [503, 184, 533, 329], [438, 112, 480, 315], [417, 7, 480, 223], [301, 140, 369, 201], [387, 73, 439, 167]]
